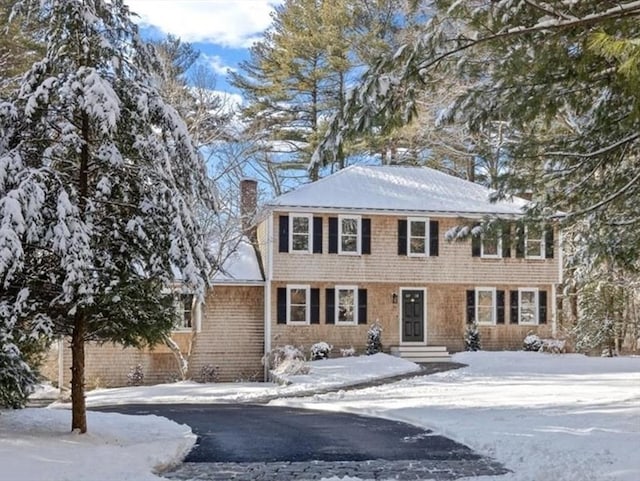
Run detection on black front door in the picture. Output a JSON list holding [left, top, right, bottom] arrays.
[[402, 290, 424, 342]]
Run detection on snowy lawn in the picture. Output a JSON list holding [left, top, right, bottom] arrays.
[[71, 352, 421, 407], [11, 352, 639, 481], [0, 408, 195, 481], [271, 351, 640, 481]]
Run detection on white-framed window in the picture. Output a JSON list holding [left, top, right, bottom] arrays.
[[338, 215, 361, 255], [289, 214, 312, 253], [525, 225, 545, 259], [287, 285, 310, 324], [335, 285, 358, 325], [174, 294, 194, 330], [475, 287, 496, 325], [408, 217, 429, 256], [519, 288, 539, 325], [481, 229, 502, 258]]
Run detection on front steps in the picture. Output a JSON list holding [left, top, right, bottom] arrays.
[[390, 345, 451, 363]]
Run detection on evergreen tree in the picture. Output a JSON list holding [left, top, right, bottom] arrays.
[[464, 322, 481, 352], [231, 0, 407, 187], [0, 0, 214, 431]]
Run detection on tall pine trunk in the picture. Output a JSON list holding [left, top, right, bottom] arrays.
[[71, 112, 90, 433], [71, 312, 87, 433]]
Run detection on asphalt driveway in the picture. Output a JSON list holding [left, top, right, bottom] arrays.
[[95, 403, 485, 463]]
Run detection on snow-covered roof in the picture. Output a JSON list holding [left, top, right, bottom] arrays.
[[212, 238, 263, 284], [267, 165, 528, 216]]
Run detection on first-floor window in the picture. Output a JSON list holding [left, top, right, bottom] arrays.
[[336, 286, 357, 325], [476, 288, 496, 325], [175, 294, 193, 330], [519, 288, 538, 325], [287, 285, 310, 324]]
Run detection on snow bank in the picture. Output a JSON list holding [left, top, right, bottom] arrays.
[[0, 408, 195, 481]]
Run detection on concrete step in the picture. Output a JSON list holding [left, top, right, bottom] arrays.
[[390, 345, 451, 363]]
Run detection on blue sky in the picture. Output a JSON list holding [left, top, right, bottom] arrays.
[[126, 0, 282, 95]]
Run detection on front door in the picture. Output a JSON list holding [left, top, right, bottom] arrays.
[[402, 290, 424, 343]]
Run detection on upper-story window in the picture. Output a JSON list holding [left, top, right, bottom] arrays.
[[481, 229, 502, 258], [475, 287, 496, 325], [289, 214, 312, 253], [525, 225, 545, 259], [408, 218, 428, 256], [339, 215, 361, 255], [174, 294, 193, 330]]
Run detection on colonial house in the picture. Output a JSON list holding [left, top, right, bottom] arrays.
[[43, 165, 561, 387]]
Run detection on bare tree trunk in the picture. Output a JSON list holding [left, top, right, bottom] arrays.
[[71, 312, 87, 433], [165, 335, 189, 380]]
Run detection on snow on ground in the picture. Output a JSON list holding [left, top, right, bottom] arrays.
[[271, 351, 640, 481], [9, 352, 640, 481], [76, 353, 420, 407], [0, 408, 195, 481]]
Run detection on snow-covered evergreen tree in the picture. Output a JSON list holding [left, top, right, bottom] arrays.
[[464, 322, 481, 352], [366, 323, 383, 355], [0, 0, 215, 432]]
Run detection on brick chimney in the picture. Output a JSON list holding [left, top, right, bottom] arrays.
[[240, 178, 258, 242]]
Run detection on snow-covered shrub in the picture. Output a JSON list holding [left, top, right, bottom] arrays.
[[264, 345, 309, 376], [523, 334, 543, 352], [126, 364, 144, 386], [310, 342, 333, 360], [464, 322, 481, 351], [540, 339, 567, 354], [263, 345, 304, 369], [366, 322, 383, 355], [199, 364, 219, 383], [340, 346, 356, 357]]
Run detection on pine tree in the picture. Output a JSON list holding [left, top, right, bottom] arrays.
[[0, 0, 214, 431], [464, 322, 481, 352], [231, 0, 407, 187]]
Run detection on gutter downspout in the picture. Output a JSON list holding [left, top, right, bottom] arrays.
[[263, 212, 273, 381]]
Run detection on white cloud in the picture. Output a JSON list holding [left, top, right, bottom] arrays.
[[126, 0, 281, 48], [199, 53, 236, 76]]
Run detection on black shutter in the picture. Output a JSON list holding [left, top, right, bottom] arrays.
[[361, 218, 371, 254], [398, 219, 407, 255], [471, 235, 481, 257], [277, 288, 287, 324], [313, 217, 323, 253], [278, 215, 289, 253], [358, 289, 368, 324], [502, 224, 511, 258], [510, 290, 519, 324], [429, 220, 439, 256], [466, 289, 475, 324], [539, 290, 548, 324], [325, 288, 335, 324], [310, 288, 320, 324], [328, 217, 338, 253], [496, 290, 505, 324], [545, 227, 554, 259], [515, 224, 525, 258]]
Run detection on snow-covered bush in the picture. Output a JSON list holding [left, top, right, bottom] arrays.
[[523, 334, 543, 352], [464, 322, 481, 351], [340, 346, 356, 357], [126, 364, 144, 386], [310, 342, 333, 360], [199, 364, 219, 383], [366, 323, 383, 355], [265, 345, 309, 376]]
